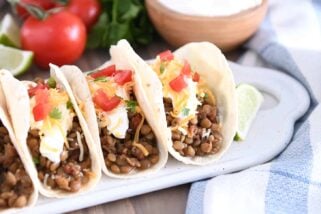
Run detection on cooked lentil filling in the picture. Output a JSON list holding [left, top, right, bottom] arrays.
[[165, 96, 223, 157], [100, 95, 159, 174], [27, 117, 92, 192], [0, 124, 34, 208]]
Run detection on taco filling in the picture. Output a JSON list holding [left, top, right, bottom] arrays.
[[0, 123, 34, 208], [26, 78, 92, 192], [151, 50, 223, 157], [87, 65, 159, 174]]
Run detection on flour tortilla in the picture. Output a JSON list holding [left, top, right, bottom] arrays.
[[0, 66, 101, 198], [61, 55, 168, 179], [0, 70, 38, 212], [115, 40, 237, 165]]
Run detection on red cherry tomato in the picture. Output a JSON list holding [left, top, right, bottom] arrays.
[[16, 0, 56, 19], [192, 72, 200, 82], [158, 50, 174, 61], [66, 0, 101, 30], [93, 89, 121, 112], [181, 61, 191, 76], [21, 10, 86, 69], [90, 65, 116, 79], [113, 70, 133, 86], [169, 74, 187, 92], [28, 83, 48, 96], [33, 102, 51, 121]]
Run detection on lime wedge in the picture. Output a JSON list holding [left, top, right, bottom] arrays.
[[0, 45, 33, 76], [235, 84, 263, 141], [0, 14, 21, 48]]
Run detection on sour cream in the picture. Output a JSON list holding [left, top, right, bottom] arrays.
[[30, 99, 74, 163], [158, 0, 262, 17], [94, 82, 129, 139], [98, 104, 129, 139], [39, 126, 65, 163]]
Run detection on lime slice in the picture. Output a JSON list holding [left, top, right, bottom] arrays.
[[235, 84, 263, 141], [0, 14, 21, 48], [0, 45, 33, 76]]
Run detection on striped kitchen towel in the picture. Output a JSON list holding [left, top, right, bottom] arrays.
[[186, 0, 321, 213]]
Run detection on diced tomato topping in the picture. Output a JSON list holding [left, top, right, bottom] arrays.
[[93, 89, 121, 112], [192, 72, 200, 82], [169, 74, 187, 92], [35, 88, 49, 104], [113, 70, 132, 86], [28, 83, 48, 97], [33, 102, 51, 121], [158, 50, 174, 61], [32, 87, 50, 121], [90, 64, 116, 79], [181, 61, 191, 76]]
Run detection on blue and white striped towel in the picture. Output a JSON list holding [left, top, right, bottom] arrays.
[[186, 0, 321, 213]]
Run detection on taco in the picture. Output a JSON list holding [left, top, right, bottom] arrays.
[[0, 65, 101, 198], [114, 40, 237, 165], [0, 70, 38, 212], [60, 48, 168, 178]]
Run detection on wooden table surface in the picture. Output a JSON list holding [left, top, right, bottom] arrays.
[[0, 5, 242, 213]]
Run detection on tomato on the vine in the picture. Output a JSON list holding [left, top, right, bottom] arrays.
[[16, 0, 56, 19], [65, 0, 101, 30], [21, 10, 86, 69]]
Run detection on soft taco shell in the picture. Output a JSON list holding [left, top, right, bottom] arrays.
[[116, 40, 237, 165], [0, 70, 38, 212], [60, 50, 168, 178], [0, 65, 101, 198]]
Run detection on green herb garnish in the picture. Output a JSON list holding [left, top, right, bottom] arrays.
[[182, 107, 190, 116], [47, 77, 56, 88], [94, 76, 108, 82], [126, 100, 137, 113], [49, 107, 62, 119], [33, 156, 40, 165], [204, 93, 208, 99], [66, 100, 73, 109], [160, 62, 165, 74], [87, 0, 154, 49]]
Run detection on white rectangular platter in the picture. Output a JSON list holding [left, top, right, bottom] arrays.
[[19, 62, 310, 213]]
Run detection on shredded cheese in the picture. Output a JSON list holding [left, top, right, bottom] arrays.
[[43, 173, 50, 189], [49, 89, 69, 107], [132, 111, 149, 156], [202, 128, 211, 139], [76, 131, 84, 162], [199, 87, 216, 105]]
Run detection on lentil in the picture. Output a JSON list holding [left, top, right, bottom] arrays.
[[0, 122, 33, 209], [27, 117, 92, 192], [100, 93, 160, 174], [164, 97, 223, 157]]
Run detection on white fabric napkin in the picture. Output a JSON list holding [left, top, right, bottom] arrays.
[[186, 0, 321, 213]]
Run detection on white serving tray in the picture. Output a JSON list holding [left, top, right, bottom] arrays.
[[20, 62, 310, 213]]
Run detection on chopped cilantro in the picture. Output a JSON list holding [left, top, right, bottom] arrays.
[[49, 107, 62, 120], [160, 62, 165, 74], [204, 93, 208, 99], [126, 100, 138, 113], [66, 100, 73, 109], [47, 77, 56, 88], [94, 76, 108, 82], [33, 156, 40, 165], [182, 107, 190, 116]]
